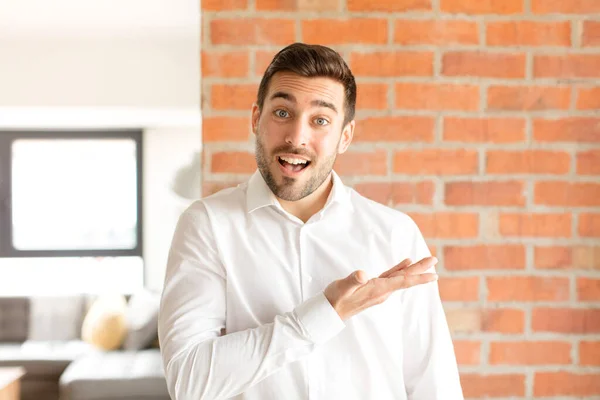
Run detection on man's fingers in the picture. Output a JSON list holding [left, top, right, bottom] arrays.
[[379, 258, 411, 279], [404, 272, 438, 287], [385, 272, 438, 291], [397, 256, 438, 276]]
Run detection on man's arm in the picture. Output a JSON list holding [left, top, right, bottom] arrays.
[[158, 203, 345, 400], [401, 220, 464, 400]]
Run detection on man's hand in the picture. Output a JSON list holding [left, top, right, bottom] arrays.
[[323, 257, 438, 321]]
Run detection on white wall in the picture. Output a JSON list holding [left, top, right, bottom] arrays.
[[143, 127, 200, 291], [0, 0, 200, 295], [0, 31, 199, 109]]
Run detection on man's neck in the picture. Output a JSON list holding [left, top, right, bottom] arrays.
[[277, 174, 334, 223]]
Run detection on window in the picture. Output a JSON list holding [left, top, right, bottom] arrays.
[[0, 130, 143, 258]]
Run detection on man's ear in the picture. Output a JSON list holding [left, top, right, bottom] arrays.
[[338, 120, 355, 154], [251, 103, 260, 135]]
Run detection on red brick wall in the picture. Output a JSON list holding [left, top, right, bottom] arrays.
[[201, 0, 600, 397]]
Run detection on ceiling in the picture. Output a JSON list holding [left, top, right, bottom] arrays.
[[0, 0, 199, 35]]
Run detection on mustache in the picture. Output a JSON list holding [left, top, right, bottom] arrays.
[[272, 145, 314, 160]]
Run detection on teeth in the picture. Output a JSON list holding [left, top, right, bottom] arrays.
[[279, 156, 308, 165]]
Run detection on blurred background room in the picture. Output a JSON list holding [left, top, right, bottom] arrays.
[[0, 0, 199, 399], [1, 0, 599, 399]]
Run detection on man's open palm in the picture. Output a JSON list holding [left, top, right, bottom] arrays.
[[324, 257, 438, 321]]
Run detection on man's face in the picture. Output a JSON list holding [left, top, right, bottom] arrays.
[[252, 72, 354, 202]]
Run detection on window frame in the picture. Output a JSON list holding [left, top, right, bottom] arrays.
[[0, 130, 143, 258]]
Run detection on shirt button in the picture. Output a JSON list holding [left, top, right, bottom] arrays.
[[307, 275, 313, 282]]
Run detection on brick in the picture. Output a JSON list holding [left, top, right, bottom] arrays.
[[394, 20, 479, 45], [487, 276, 570, 301], [535, 182, 600, 207], [445, 308, 482, 334], [487, 21, 571, 46], [210, 19, 295, 45], [356, 84, 388, 110], [490, 341, 571, 365], [583, 21, 600, 46], [453, 341, 481, 365], [202, 181, 241, 197], [577, 87, 600, 109], [534, 118, 600, 143], [203, 117, 250, 142], [483, 309, 525, 333], [445, 181, 525, 206], [302, 19, 387, 45], [534, 246, 571, 269], [487, 86, 571, 111], [354, 181, 434, 206], [461, 374, 526, 398], [257, 0, 339, 11], [577, 150, 600, 174], [535, 246, 600, 270], [202, 0, 247, 10], [202, 51, 249, 78], [211, 151, 256, 174], [441, 0, 523, 14], [439, 277, 479, 302], [486, 150, 570, 174], [532, 0, 600, 14], [334, 150, 387, 176], [395, 83, 479, 111], [350, 52, 434, 77], [445, 245, 526, 271], [429, 246, 438, 258], [410, 212, 479, 239], [445, 308, 525, 334], [211, 84, 257, 110], [574, 247, 600, 269], [348, 0, 431, 11], [443, 117, 526, 143], [578, 278, 600, 301], [534, 372, 600, 397], [443, 51, 526, 78], [534, 54, 600, 78], [255, 50, 279, 77], [532, 308, 600, 333], [580, 214, 600, 237], [354, 117, 435, 142], [393, 149, 478, 175], [499, 213, 572, 238], [580, 341, 600, 365]]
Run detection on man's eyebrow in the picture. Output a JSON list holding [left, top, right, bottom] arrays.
[[270, 91, 338, 114], [311, 99, 338, 114], [270, 91, 295, 102]]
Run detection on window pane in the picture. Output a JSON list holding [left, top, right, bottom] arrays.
[[11, 138, 138, 250]]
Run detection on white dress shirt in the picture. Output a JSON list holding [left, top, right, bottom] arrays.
[[158, 170, 463, 400]]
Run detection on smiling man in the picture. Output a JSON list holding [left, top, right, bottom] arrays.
[[158, 43, 464, 400]]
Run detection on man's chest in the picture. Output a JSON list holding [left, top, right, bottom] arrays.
[[215, 215, 410, 331]]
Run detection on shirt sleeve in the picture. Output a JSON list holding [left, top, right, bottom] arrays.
[[400, 219, 464, 400], [157, 202, 346, 400]]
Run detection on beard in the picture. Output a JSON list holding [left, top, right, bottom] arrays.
[[255, 133, 338, 202]]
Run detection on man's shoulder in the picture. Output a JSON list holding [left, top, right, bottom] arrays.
[[347, 187, 418, 230], [184, 182, 248, 221]]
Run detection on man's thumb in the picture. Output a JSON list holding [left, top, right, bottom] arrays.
[[350, 270, 367, 285]]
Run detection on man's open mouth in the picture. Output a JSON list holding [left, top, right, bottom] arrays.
[[277, 156, 311, 173]]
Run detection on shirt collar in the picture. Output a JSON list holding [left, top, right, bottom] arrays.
[[246, 169, 353, 214]]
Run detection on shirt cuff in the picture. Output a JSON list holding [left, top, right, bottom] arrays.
[[293, 292, 346, 345]]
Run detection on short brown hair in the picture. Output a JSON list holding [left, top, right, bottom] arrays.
[[256, 43, 357, 126]]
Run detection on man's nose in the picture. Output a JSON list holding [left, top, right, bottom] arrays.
[[285, 119, 308, 147]]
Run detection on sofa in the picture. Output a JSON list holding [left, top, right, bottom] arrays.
[[0, 293, 170, 400]]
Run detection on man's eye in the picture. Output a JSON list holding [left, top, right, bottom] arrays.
[[275, 110, 289, 118], [315, 118, 329, 126]]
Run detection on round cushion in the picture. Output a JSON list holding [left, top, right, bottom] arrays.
[[81, 294, 127, 350]]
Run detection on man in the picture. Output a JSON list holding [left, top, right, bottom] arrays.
[[158, 43, 463, 400]]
